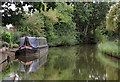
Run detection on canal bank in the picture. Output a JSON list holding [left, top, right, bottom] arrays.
[[98, 41, 120, 59], [0, 47, 17, 72]]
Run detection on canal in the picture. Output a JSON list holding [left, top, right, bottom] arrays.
[[1, 44, 120, 80]]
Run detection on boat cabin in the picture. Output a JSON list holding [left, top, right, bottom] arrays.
[[19, 36, 48, 49], [36, 37, 48, 47]]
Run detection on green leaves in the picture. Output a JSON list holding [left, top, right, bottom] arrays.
[[2, 31, 13, 43], [42, 9, 58, 23], [18, 12, 45, 37], [106, 2, 119, 32], [74, 2, 112, 43]]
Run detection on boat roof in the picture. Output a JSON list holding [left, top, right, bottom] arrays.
[[20, 36, 36, 39], [19, 36, 37, 48], [36, 37, 46, 39], [20, 37, 46, 39]]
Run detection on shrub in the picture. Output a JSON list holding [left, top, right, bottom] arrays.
[[13, 31, 22, 44], [94, 28, 107, 43], [18, 12, 45, 37], [13, 44, 19, 48], [2, 31, 13, 43], [0, 26, 6, 40]]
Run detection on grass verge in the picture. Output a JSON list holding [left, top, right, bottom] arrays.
[[98, 41, 120, 58]]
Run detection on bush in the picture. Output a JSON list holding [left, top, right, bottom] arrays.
[[2, 31, 13, 43], [13, 31, 22, 44], [0, 26, 6, 40], [13, 44, 19, 48], [94, 28, 107, 43], [18, 12, 45, 37]]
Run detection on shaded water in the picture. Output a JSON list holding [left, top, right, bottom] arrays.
[[2, 45, 120, 80]]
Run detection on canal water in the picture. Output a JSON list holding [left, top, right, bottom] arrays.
[[1, 45, 120, 80]]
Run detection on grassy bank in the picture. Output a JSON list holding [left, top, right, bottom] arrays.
[[2, 63, 14, 80], [98, 41, 120, 58]]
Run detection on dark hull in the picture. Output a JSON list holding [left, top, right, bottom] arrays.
[[15, 47, 48, 62], [18, 48, 38, 56]]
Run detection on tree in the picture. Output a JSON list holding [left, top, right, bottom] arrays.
[[73, 2, 113, 43], [42, 3, 77, 46], [2, 2, 24, 26], [17, 11, 45, 37], [106, 2, 120, 32]]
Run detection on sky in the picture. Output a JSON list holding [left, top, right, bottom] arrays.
[[1, 1, 32, 12], [1, 1, 33, 26]]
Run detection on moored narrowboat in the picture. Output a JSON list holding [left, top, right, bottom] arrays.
[[15, 36, 48, 62]]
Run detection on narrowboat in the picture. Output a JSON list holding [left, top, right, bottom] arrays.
[[15, 36, 48, 62]]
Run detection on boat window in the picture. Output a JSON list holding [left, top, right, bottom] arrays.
[[39, 39, 41, 45], [37, 38, 47, 46], [37, 39, 39, 46], [39, 39, 42, 45], [41, 39, 44, 45], [43, 39, 46, 45]]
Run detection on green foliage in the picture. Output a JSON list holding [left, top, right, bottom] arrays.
[[47, 3, 77, 46], [94, 24, 108, 43], [42, 8, 58, 44], [94, 29, 107, 43], [106, 2, 120, 32], [12, 31, 22, 44], [42, 9, 58, 23], [12, 44, 19, 48], [16, 3, 77, 46], [52, 21, 77, 46], [2, 2, 117, 46], [18, 12, 45, 37], [2, 63, 14, 79], [98, 41, 119, 57], [2, 2, 24, 26], [2, 31, 13, 43], [74, 2, 113, 44], [0, 26, 6, 39]]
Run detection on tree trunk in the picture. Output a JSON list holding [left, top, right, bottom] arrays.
[[84, 25, 88, 36]]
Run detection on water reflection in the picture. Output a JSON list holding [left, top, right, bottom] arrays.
[[72, 45, 107, 80], [3, 47, 48, 80], [96, 52, 119, 80], [20, 55, 47, 73], [42, 45, 119, 80], [2, 45, 120, 80]]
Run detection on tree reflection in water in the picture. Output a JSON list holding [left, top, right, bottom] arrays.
[[2, 45, 119, 80]]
